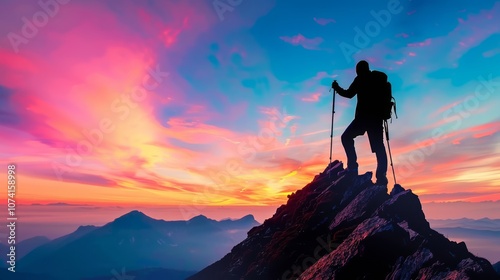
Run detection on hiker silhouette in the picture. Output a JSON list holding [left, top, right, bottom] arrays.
[[332, 60, 389, 185]]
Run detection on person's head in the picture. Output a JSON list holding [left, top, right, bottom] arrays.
[[356, 60, 370, 76]]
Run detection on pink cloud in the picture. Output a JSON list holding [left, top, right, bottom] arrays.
[[301, 93, 322, 102], [161, 27, 182, 47], [407, 38, 432, 47], [258, 106, 299, 123], [313, 17, 336, 25], [396, 3, 500, 65], [395, 58, 406, 65], [0, 0, 226, 185], [452, 138, 463, 145], [483, 48, 500, 57], [164, 117, 239, 145], [279, 34, 324, 50]]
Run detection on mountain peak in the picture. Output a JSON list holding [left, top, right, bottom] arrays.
[[221, 214, 256, 222], [187, 215, 216, 226], [111, 210, 156, 229], [189, 160, 498, 280], [240, 214, 256, 221], [76, 225, 97, 232], [116, 210, 153, 221], [189, 214, 209, 221], [122, 210, 147, 217]]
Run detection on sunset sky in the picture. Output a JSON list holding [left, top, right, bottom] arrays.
[[0, 0, 499, 223]]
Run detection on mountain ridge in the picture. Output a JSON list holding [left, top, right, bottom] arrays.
[[17, 210, 259, 280], [494, 262, 500, 275], [189, 160, 499, 280]]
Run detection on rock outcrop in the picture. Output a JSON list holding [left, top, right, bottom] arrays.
[[189, 161, 499, 280]]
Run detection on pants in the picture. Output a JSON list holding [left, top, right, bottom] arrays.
[[341, 118, 388, 180]]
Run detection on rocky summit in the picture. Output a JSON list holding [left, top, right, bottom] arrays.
[[188, 160, 499, 280]]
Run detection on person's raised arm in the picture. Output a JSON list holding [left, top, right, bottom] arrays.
[[332, 77, 358, 99]]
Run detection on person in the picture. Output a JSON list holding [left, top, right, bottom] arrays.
[[331, 60, 388, 185]]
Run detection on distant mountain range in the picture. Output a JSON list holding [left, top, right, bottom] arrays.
[[429, 218, 500, 264], [0, 242, 6, 268], [82, 267, 196, 280], [429, 218, 500, 231], [0, 235, 51, 265], [13, 211, 258, 280]]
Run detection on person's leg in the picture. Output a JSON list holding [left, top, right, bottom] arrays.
[[367, 119, 388, 184], [341, 118, 366, 171]]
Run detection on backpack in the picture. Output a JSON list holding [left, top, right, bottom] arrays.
[[371, 70, 397, 121]]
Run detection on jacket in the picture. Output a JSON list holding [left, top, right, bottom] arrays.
[[334, 71, 385, 120]]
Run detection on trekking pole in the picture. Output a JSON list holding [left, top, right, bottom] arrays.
[[329, 82, 336, 164], [384, 120, 397, 185]]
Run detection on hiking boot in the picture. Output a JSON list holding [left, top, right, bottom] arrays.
[[390, 184, 404, 196], [337, 168, 358, 177]]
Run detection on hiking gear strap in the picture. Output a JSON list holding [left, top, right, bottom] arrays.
[[393, 98, 398, 119], [390, 97, 398, 123], [384, 120, 397, 185]]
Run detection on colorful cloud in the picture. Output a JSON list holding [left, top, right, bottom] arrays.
[[0, 0, 498, 219]]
